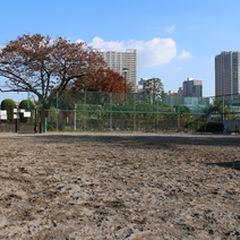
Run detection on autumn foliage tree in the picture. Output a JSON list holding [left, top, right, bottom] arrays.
[[0, 34, 105, 131], [71, 68, 132, 93], [0, 34, 105, 105]]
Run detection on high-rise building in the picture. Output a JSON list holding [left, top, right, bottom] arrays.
[[215, 51, 240, 96], [182, 77, 203, 97], [101, 49, 137, 86]]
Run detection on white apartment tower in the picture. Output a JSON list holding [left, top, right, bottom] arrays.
[[101, 49, 137, 86], [215, 51, 240, 96]]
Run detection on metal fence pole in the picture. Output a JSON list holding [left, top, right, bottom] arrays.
[[56, 92, 59, 131], [84, 91, 87, 130], [222, 95, 225, 121], [110, 93, 112, 130], [74, 104, 77, 131], [156, 99, 159, 131], [133, 93, 136, 131], [177, 111, 180, 130], [44, 111, 48, 132]]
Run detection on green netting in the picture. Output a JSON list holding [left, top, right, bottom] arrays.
[[22, 91, 240, 132]]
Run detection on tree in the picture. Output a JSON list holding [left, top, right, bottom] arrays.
[[72, 68, 132, 93], [1, 98, 16, 122], [203, 98, 234, 121], [0, 34, 105, 105], [0, 34, 105, 131], [19, 99, 35, 110], [18, 100, 35, 123], [143, 78, 164, 104]]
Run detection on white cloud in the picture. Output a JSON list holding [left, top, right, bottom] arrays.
[[76, 38, 85, 44], [165, 25, 175, 34], [91, 37, 125, 52], [179, 49, 192, 60], [131, 38, 177, 67], [89, 37, 177, 67]]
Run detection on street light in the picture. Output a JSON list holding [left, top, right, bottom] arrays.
[[122, 68, 129, 94]]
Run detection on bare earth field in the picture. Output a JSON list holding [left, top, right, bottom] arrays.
[[0, 132, 239, 240]]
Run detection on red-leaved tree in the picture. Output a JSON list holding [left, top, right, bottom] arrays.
[[72, 68, 132, 93]]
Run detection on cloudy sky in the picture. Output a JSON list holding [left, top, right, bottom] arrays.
[[1, 0, 240, 98]]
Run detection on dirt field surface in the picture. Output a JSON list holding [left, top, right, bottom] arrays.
[[0, 132, 239, 240]]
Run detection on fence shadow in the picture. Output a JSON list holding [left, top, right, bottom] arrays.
[[22, 133, 240, 148], [208, 161, 240, 170]]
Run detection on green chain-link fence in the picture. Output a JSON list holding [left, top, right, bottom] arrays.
[[40, 91, 240, 132], [1, 91, 240, 133]]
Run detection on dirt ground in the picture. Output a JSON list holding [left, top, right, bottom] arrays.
[[0, 132, 239, 240]]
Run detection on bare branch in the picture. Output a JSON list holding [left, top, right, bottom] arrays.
[[0, 34, 105, 106]]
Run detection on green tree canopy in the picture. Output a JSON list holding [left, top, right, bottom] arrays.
[[203, 98, 234, 121], [143, 78, 165, 104], [19, 100, 35, 110]]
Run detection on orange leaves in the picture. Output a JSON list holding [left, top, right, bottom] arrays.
[[72, 68, 132, 93]]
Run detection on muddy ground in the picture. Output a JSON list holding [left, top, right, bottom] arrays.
[[0, 133, 239, 240]]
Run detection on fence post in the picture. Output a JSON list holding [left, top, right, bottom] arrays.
[[177, 111, 180, 130], [156, 99, 159, 131], [56, 92, 59, 131], [133, 93, 136, 131], [34, 109, 37, 133], [74, 104, 77, 131], [14, 107, 18, 133], [110, 93, 112, 130], [222, 95, 225, 121], [44, 112, 48, 132]]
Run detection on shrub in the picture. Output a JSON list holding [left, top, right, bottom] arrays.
[[19, 100, 34, 110], [18, 100, 35, 123], [1, 99, 16, 122]]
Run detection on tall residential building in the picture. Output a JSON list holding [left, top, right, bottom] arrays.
[[215, 51, 240, 96], [101, 49, 137, 86], [182, 77, 203, 97]]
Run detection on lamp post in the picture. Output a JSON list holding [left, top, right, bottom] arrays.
[[122, 68, 129, 93]]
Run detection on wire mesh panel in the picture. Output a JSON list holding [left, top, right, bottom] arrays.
[[41, 91, 232, 132], [45, 108, 206, 132], [3, 90, 240, 133]]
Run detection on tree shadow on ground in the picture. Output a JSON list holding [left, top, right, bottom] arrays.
[[208, 161, 240, 170]]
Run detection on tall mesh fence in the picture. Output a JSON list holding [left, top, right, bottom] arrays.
[[1, 91, 240, 132], [42, 91, 240, 132]]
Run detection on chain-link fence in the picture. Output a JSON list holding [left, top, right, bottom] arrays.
[[1, 91, 240, 133], [45, 109, 205, 132]]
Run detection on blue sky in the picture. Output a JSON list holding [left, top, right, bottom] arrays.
[[0, 0, 240, 99]]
